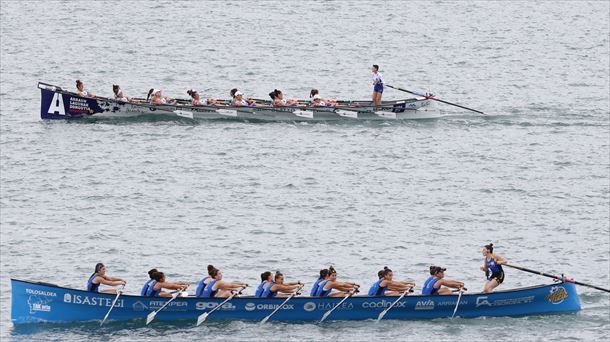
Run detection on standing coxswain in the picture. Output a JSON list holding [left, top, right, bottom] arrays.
[[481, 243, 507, 293], [86, 263, 126, 294], [371, 64, 383, 106]]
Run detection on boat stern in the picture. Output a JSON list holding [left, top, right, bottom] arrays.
[[38, 82, 104, 119]]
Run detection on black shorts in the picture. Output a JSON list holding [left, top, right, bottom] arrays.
[[489, 271, 505, 284]]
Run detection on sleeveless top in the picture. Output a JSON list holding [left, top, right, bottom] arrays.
[[262, 281, 278, 298], [310, 278, 323, 296], [486, 256, 503, 275], [195, 276, 211, 298], [140, 279, 152, 296], [421, 277, 440, 295], [87, 274, 100, 292], [368, 279, 386, 296], [255, 280, 269, 298], [316, 280, 332, 297], [146, 280, 161, 297], [202, 279, 219, 298]]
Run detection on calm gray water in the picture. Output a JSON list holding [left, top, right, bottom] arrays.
[[1, 0, 609, 341]]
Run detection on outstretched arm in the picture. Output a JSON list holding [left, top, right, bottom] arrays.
[[495, 254, 507, 265], [438, 279, 465, 290]]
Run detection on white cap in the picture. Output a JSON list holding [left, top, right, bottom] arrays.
[[152, 89, 160, 95], [235, 91, 244, 96], [312, 94, 321, 100]]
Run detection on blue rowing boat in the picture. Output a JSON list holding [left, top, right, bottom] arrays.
[[11, 279, 581, 324]]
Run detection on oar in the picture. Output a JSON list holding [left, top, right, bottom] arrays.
[[319, 289, 358, 323], [376, 287, 412, 321], [196, 287, 245, 326], [260, 284, 304, 324], [100, 284, 125, 326], [504, 264, 610, 293], [145, 288, 186, 325], [386, 84, 486, 115], [451, 287, 464, 319]]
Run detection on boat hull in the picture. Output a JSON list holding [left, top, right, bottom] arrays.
[[11, 279, 581, 324], [38, 82, 441, 121]]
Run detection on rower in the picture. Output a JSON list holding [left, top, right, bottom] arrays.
[[201, 265, 248, 298], [188, 89, 214, 106], [145, 271, 188, 297], [421, 266, 466, 295], [255, 271, 272, 298], [140, 268, 158, 296], [76, 80, 94, 98], [368, 267, 416, 296], [310, 268, 330, 296], [309, 89, 338, 106], [261, 271, 302, 298], [147, 89, 174, 105], [86, 263, 126, 294], [195, 265, 217, 298], [315, 266, 359, 297], [232, 91, 249, 106], [371, 64, 383, 106], [113, 85, 130, 102], [480, 243, 507, 293], [270, 89, 298, 107]]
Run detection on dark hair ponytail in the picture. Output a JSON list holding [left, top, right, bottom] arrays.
[[94, 263, 104, 274], [208, 264, 219, 277], [76, 80, 83, 88], [268, 91, 276, 100], [152, 271, 164, 281], [112, 85, 119, 95], [485, 243, 494, 253], [261, 271, 271, 282], [372, 64, 379, 71], [147, 88, 154, 101], [148, 268, 158, 279], [310, 89, 318, 98], [230, 88, 238, 98], [328, 265, 336, 274], [319, 268, 329, 279], [381, 266, 392, 278], [274, 271, 283, 281]]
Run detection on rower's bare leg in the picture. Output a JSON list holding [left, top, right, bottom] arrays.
[[99, 289, 117, 294], [328, 292, 348, 297], [483, 279, 499, 293], [384, 290, 401, 296], [275, 293, 291, 298], [372, 92, 377, 105], [216, 289, 233, 298], [438, 288, 453, 295]]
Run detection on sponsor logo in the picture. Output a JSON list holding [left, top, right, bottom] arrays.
[[245, 303, 256, 311], [362, 300, 406, 309], [25, 289, 57, 297], [546, 286, 568, 304], [414, 300, 435, 311], [475, 295, 535, 308], [63, 294, 124, 308], [317, 302, 354, 311], [195, 302, 236, 311], [27, 296, 52, 314], [133, 301, 148, 311], [69, 97, 91, 113], [303, 302, 316, 312], [47, 92, 65, 115]]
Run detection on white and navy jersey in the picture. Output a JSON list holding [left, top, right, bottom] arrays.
[[371, 72, 384, 85]]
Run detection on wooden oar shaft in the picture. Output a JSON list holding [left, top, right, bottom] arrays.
[[386, 84, 485, 115], [505, 264, 610, 293]]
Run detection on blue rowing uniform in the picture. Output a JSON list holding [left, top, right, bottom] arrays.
[[421, 277, 440, 295], [368, 279, 386, 296], [262, 281, 278, 298], [140, 279, 152, 296], [310, 278, 323, 296], [316, 280, 332, 297], [202, 279, 219, 298], [486, 257, 503, 277], [86, 274, 99, 292], [145, 280, 161, 297], [255, 280, 269, 298], [195, 276, 211, 298]]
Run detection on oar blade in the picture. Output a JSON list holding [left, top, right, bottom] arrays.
[[145, 311, 156, 325], [376, 310, 388, 321], [196, 313, 208, 326], [319, 311, 332, 323], [260, 316, 270, 324]]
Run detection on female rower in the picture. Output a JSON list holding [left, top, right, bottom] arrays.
[[112, 85, 130, 102], [371, 64, 383, 106], [309, 89, 338, 106], [140, 268, 158, 296], [368, 267, 416, 296], [261, 271, 303, 298], [195, 265, 218, 297], [310, 268, 330, 296], [187, 89, 207, 106], [269, 89, 298, 107], [421, 266, 466, 295], [201, 265, 248, 298], [315, 266, 359, 297], [255, 271, 272, 298], [86, 263, 126, 294], [147, 89, 174, 105], [232, 91, 249, 106], [145, 271, 188, 297], [76, 80, 94, 97], [480, 243, 507, 293]]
